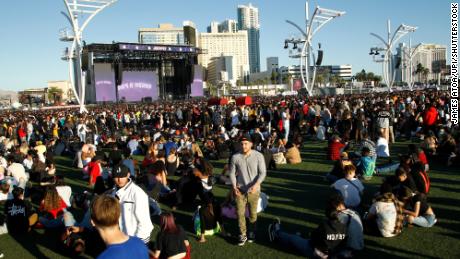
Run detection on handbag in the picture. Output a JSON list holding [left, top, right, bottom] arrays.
[[272, 148, 286, 165]]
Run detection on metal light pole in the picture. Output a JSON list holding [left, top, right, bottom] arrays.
[[402, 38, 423, 90], [285, 0, 345, 96], [369, 20, 417, 92], [61, 0, 117, 113]]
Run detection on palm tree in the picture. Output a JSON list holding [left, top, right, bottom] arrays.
[[355, 69, 367, 82], [47, 87, 63, 104], [422, 68, 430, 84], [415, 63, 424, 84]]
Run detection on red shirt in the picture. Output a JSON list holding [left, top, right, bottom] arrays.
[[328, 141, 345, 161], [423, 107, 438, 126], [18, 127, 26, 138], [88, 161, 102, 185], [418, 151, 428, 166], [40, 199, 67, 219]]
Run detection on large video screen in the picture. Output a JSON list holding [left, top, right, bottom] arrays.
[[118, 71, 158, 102], [94, 63, 117, 102], [190, 65, 204, 97]]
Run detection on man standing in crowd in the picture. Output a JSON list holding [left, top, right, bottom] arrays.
[[110, 164, 153, 244], [229, 136, 267, 246], [90, 194, 149, 259]]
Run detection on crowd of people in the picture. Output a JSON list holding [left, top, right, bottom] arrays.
[[0, 89, 458, 258]]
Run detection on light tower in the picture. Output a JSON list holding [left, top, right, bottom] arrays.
[[284, 0, 345, 96], [60, 0, 117, 113], [369, 20, 417, 92]]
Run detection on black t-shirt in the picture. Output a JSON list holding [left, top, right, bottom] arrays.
[[155, 226, 187, 259], [310, 219, 347, 255], [4, 198, 34, 235], [410, 193, 430, 215]]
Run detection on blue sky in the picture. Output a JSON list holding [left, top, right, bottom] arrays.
[[0, 0, 451, 91]]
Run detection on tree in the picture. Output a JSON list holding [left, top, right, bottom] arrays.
[[355, 69, 367, 82], [373, 75, 382, 86], [415, 63, 425, 84], [315, 74, 325, 87], [47, 87, 63, 104], [270, 71, 278, 84], [422, 67, 430, 84]]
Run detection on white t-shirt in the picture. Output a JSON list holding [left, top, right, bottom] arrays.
[[333, 178, 364, 208], [0, 192, 12, 201], [369, 201, 397, 237], [56, 185, 72, 207], [23, 158, 33, 171], [7, 163, 28, 184], [376, 137, 390, 158]]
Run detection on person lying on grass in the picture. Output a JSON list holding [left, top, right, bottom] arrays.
[[268, 194, 349, 258]]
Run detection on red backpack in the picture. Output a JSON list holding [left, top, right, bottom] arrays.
[[419, 171, 431, 194]]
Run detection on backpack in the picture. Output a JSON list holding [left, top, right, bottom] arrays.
[[418, 171, 431, 194], [192, 206, 221, 236]]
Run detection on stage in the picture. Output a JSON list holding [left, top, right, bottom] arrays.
[[82, 42, 204, 103]]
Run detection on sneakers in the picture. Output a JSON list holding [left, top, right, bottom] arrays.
[[268, 218, 281, 242], [248, 232, 256, 243], [237, 235, 248, 246]]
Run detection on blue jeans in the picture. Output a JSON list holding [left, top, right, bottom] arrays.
[[39, 210, 76, 228], [413, 214, 436, 227], [276, 230, 314, 257], [376, 163, 400, 175]]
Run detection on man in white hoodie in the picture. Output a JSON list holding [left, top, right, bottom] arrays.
[[110, 164, 153, 243]]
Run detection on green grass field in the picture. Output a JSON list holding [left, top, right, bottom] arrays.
[[1, 140, 459, 259]]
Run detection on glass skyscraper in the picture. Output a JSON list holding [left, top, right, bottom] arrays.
[[237, 3, 260, 73]]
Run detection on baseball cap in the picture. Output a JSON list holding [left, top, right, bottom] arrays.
[[112, 165, 129, 178], [240, 133, 252, 142]]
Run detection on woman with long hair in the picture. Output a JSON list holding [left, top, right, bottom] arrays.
[[39, 186, 75, 228], [152, 212, 190, 259]]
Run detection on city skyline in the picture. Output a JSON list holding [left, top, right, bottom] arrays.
[[0, 0, 450, 91]]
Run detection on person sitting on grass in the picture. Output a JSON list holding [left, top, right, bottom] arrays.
[[327, 135, 346, 161], [364, 183, 404, 238], [410, 162, 431, 195], [152, 212, 190, 259], [384, 167, 418, 194], [268, 195, 348, 258], [4, 186, 38, 235], [332, 164, 364, 209], [90, 194, 149, 259], [334, 194, 364, 255], [195, 192, 227, 243], [398, 186, 437, 228], [356, 147, 376, 180], [326, 152, 353, 184], [408, 144, 429, 172], [38, 186, 75, 228], [284, 142, 302, 164]]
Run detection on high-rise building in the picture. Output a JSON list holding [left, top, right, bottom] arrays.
[[207, 22, 220, 33], [395, 43, 447, 83], [138, 22, 197, 46], [199, 31, 250, 84], [219, 19, 238, 33], [207, 56, 234, 85], [279, 65, 352, 79], [183, 21, 197, 46], [266, 57, 279, 73], [238, 3, 260, 73]]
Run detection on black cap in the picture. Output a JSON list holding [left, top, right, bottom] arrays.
[[240, 133, 252, 142], [113, 165, 129, 178]]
